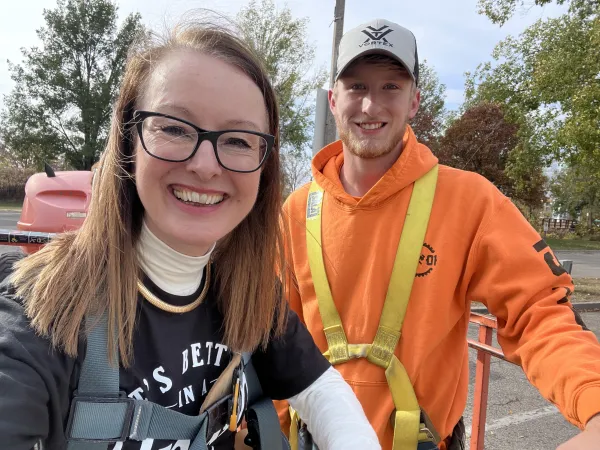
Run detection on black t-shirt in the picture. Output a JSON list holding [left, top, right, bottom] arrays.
[[110, 272, 329, 450]]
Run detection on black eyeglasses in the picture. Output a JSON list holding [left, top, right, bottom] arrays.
[[133, 110, 274, 173]]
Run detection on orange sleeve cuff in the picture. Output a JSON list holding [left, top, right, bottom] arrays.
[[575, 385, 600, 429]]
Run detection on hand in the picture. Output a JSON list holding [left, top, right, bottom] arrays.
[[557, 415, 600, 449]]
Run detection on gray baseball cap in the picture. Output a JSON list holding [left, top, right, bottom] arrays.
[[335, 19, 419, 85]]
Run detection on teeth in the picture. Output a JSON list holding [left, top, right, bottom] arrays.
[[360, 122, 384, 130], [173, 189, 224, 205]]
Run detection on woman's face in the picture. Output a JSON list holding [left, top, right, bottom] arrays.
[[134, 49, 269, 256]]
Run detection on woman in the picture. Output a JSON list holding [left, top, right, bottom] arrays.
[[0, 18, 379, 450]]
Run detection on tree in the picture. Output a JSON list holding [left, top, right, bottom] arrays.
[[410, 60, 447, 150], [551, 164, 600, 233], [0, 139, 9, 169], [237, 0, 325, 196], [477, 0, 596, 26], [281, 150, 312, 199], [467, 0, 600, 179], [1, 0, 144, 170], [437, 103, 517, 194], [237, 0, 327, 156], [437, 102, 546, 210]]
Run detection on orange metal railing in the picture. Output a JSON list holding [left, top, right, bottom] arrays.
[[467, 312, 516, 450]]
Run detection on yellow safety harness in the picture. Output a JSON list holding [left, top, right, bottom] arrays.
[[290, 165, 440, 450]]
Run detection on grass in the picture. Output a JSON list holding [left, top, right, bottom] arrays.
[[572, 277, 600, 302], [471, 278, 600, 309], [0, 200, 22, 211], [546, 238, 600, 251]]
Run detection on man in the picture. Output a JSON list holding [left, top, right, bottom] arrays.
[[277, 18, 600, 450]]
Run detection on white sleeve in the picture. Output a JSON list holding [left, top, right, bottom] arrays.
[[287, 366, 381, 449]]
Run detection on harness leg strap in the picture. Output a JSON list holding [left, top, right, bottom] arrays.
[[386, 356, 422, 450], [392, 410, 421, 450]]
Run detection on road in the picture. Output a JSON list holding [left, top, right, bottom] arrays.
[[464, 311, 600, 449], [1, 209, 600, 273], [0, 210, 20, 230], [555, 251, 600, 278], [0, 210, 22, 255]]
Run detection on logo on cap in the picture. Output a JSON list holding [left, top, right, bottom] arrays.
[[360, 25, 394, 48]]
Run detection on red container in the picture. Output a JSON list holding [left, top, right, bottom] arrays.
[[16, 170, 93, 253]]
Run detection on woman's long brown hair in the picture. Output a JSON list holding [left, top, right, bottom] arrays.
[[11, 18, 286, 366]]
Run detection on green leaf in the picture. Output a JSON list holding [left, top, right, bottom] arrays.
[[0, 0, 145, 170], [237, 0, 324, 194]]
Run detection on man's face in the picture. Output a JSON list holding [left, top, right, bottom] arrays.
[[329, 58, 420, 159]]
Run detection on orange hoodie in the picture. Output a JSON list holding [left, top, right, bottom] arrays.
[[277, 127, 600, 449]]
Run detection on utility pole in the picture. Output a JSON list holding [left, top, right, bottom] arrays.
[[322, 0, 345, 147]]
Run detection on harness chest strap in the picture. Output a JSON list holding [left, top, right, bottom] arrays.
[[66, 313, 288, 450], [66, 313, 212, 450], [302, 165, 439, 450]]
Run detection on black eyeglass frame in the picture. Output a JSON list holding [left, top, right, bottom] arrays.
[[133, 110, 275, 173]]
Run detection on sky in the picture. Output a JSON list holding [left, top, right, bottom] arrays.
[[0, 0, 568, 113]]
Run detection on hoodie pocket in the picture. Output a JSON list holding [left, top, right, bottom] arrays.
[[345, 378, 395, 439]]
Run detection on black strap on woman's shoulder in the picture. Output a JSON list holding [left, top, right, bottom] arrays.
[[242, 353, 290, 450]]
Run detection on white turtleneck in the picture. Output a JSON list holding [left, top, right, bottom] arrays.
[[137, 221, 214, 296]]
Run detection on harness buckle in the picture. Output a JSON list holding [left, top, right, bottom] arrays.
[[387, 409, 442, 445], [66, 393, 135, 443], [421, 410, 441, 444], [420, 424, 436, 442]]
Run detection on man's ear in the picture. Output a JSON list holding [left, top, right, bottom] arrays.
[[328, 85, 336, 114], [408, 86, 420, 120]]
